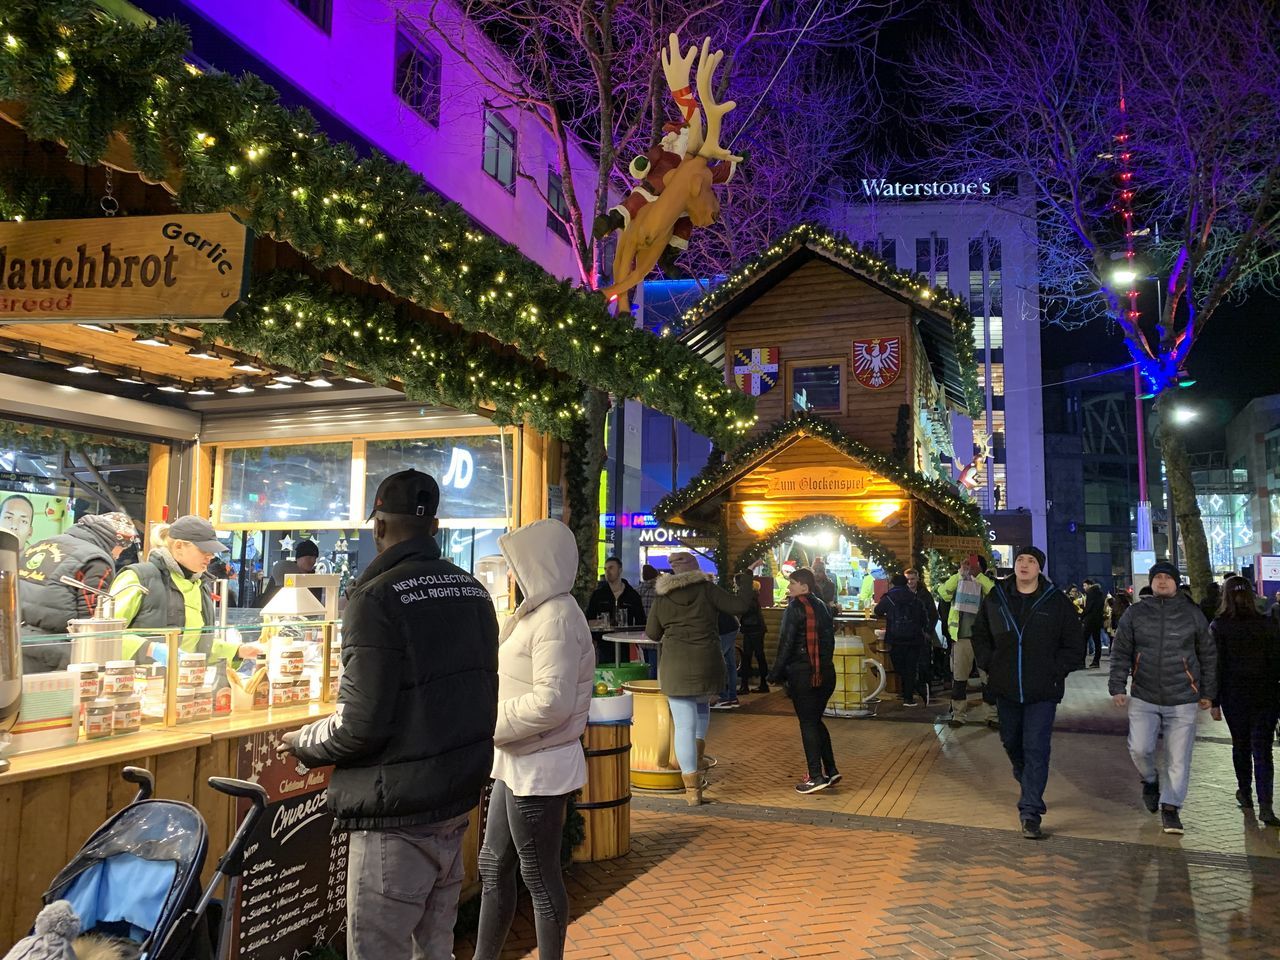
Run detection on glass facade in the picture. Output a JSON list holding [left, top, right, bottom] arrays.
[[219, 443, 354, 525], [967, 233, 1004, 507]]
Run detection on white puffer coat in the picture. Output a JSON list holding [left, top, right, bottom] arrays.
[[493, 519, 596, 786]]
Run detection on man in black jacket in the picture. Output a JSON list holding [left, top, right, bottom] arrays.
[[1081, 579, 1106, 668], [282, 470, 498, 959], [972, 546, 1084, 839]]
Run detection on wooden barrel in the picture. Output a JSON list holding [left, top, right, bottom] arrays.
[[622, 680, 683, 791], [572, 722, 631, 862]]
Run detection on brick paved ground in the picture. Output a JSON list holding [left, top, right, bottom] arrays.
[[456, 671, 1280, 959]]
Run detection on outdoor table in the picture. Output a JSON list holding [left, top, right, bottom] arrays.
[[601, 629, 650, 665]]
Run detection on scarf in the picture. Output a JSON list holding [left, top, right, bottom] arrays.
[[797, 595, 822, 687]]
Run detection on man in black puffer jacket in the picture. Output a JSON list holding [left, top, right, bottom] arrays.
[[283, 470, 498, 959], [972, 546, 1083, 840], [1108, 560, 1216, 836]]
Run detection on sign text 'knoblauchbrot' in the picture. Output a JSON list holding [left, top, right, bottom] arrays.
[[0, 213, 251, 322]]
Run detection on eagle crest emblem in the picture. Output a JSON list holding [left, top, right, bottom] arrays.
[[852, 337, 902, 389]]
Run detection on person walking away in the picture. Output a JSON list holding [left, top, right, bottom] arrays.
[[18, 511, 136, 672], [281, 470, 499, 959], [644, 552, 753, 804], [738, 580, 769, 695], [971, 546, 1083, 839], [1109, 560, 1217, 835], [1081, 579, 1106, 667], [1209, 576, 1280, 825], [937, 555, 997, 727], [906, 567, 944, 682], [713, 609, 742, 710], [768, 567, 839, 793], [875, 574, 930, 706], [812, 558, 838, 608], [635, 563, 661, 679], [473, 519, 595, 960], [111, 516, 260, 666]]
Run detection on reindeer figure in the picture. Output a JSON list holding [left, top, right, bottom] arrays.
[[603, 37, 742, 312]]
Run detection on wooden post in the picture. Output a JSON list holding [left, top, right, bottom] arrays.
[[163, 630, 180, 726], [190, 442, 215, 519], [144, 443, 170, 553], [518, 423, 548, 526]]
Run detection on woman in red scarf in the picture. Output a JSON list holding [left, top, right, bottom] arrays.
[[768, 567, 840, 793]]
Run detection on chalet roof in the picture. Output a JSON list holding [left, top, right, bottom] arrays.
[[656, 412, 984, 533], [678, 224, 982, 414]]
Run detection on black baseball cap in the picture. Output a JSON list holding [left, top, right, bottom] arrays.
[[169, 515, 229, 554], [368, 469, 440, 520]]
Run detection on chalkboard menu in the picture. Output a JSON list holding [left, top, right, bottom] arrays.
[[229, 727, 347, 959]]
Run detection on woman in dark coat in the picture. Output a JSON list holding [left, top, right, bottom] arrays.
[[1210, 576, 1280, 825], [768, 567, 839, 794]]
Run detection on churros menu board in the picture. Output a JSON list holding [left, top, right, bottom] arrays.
[[229, 728, 347, 959]]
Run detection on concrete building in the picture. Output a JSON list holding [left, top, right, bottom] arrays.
[[823, 178, 1047, 562], [130, 0, 597, 282], [1222, 394, 1280, 567]]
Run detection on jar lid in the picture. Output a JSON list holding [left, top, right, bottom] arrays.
[[89, 698, 116, 709], [106, 660, 136, 669], [68, 663, 98, 672], [175, 687, 196, 699], [114, 697, 140, 708], [179, 651, 206, 661], [196, 685, 213, 695]]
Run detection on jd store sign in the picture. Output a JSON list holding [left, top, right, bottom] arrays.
[[0, 213, 251, 322]]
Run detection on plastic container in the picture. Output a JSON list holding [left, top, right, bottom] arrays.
[[112, 696, 141, 735], [277, 646, 305, 678], [293, 678, 311, 703], [271, 680, 292, 706], [103, 660, 136, 697], [84, 698, 114, 740], [68, 663, 100, 704], [193, 685, 213, 719], [175, 686, 196, 723], [177, 652, 207, 688]]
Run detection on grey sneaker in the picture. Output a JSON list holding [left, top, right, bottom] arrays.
[[1021, 818, 1044, 840], [1161, 804, 1184, 834]]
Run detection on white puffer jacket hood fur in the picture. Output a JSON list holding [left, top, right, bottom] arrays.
[[494, 519, 595, 754]]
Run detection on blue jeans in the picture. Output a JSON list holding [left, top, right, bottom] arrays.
[[719, 630, 740, 702], [996, 697, 1057, 821], [641, 645, 658, 680], [668, 695, 711, 774], [1127, 697, 1199, 808]]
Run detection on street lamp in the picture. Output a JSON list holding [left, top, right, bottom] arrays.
[[1171, 406, 1198, 425]]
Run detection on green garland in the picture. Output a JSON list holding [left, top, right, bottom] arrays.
[[0, 419, 149, 459], [681, 223, 983, 416], [0, 0, 755, 444], [733, 514, 902, 576], [655, 411, 985, 537], [226, 273, 584, 436]]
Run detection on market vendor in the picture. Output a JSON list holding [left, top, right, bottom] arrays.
[[110, 515, 261, 664]]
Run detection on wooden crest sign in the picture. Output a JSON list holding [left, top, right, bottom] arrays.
[[732, 346, 779, 396], [0, 213, 251, 323], [852, 336, 902, 389]]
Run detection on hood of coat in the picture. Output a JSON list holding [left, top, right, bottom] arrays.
[[499, 519, 577, 640], [68, 516, 122, 554], [654, 569, 713, 601]]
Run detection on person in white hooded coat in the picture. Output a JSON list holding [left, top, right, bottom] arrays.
[[473, 519, 596, 960]]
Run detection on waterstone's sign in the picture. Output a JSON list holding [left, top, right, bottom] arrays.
[[0, 213, 251, 322], [860, 179, 992, 199]]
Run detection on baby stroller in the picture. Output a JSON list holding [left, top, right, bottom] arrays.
[[27, 766, 268, 960]]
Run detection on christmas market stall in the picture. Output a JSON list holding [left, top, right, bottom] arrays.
[[659, 224, 988, 700], [0, 3, 754, 950]]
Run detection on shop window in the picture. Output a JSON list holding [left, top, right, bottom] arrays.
[[484, 109, 517, 192], [787, 359, 844, 415], [287, 0, 331, 31], [872, 234, 896, 267], [547, 169, 571, 240], [395, 23, 441, 126], [219, 442, 354, 525], [365, 435, 510, 523], [915, 235, 949, 292]]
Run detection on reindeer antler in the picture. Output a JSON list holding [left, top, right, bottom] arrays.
[[695, 37, 742, 163], [663, 33, 702, 156]]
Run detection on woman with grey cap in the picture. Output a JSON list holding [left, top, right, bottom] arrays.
[[110, 516, 261, 665], [644, 551, 753, 804]]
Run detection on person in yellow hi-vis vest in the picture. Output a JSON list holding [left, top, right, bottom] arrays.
[[110, 516, 260, 665], [936, 554, 996, 727]]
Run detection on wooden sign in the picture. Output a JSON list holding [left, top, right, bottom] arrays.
[[0, 213, 250, 323], [924, 534, 986, 552], [764, 466, 874, 499]]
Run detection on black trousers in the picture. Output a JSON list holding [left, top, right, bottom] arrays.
[[1223, 699, 1278, 807], [889, 641, 929, 703], [740, 631, 768, 684], [1084, 622, 1105, 664], [787, 663, 837, 780]]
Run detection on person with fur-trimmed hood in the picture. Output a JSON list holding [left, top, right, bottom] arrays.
[[972, 546, 1084, 840], [644, 552, 753, 805]]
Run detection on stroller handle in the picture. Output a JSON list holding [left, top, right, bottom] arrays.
[[208, 777, 269, 807], [122, 766, 154, 802]]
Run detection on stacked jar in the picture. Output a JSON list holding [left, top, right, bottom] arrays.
[[175, 652, 207, 724], [103, 659, 140, 736]]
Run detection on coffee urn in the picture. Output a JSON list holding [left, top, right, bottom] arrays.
[[0, 530, 21, 773]]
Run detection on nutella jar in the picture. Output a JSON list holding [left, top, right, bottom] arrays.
[[68, 663, 100, 704], [271, 680, 292, 707], [112, 696, 141, 735], [175, 686, 197, 723], [278, 646, 305, 678], [103, 660, 136, 697], [178, 652, 207, 688], [293, 678, 311, 703], [85, 698, 115, 740], [193, 685, 214, 719]]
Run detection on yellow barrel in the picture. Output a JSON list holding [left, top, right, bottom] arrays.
[[573, 722, 632, 862], [622, 679, 683, 791]]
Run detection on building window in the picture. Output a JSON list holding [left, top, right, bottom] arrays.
[[915, 235, 949, 292], [483, 109, 517, 193], [546, 169, 570, 240], [287, 0, 331, 31], [395, 24, 441, 126], [787, 359, 844, 415], [873, 234, 896, 267]]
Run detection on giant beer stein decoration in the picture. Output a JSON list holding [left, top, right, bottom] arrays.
[[0, 530, 22, 772]]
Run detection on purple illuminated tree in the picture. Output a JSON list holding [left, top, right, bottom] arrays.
[[910, 0, 1280, 597]]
